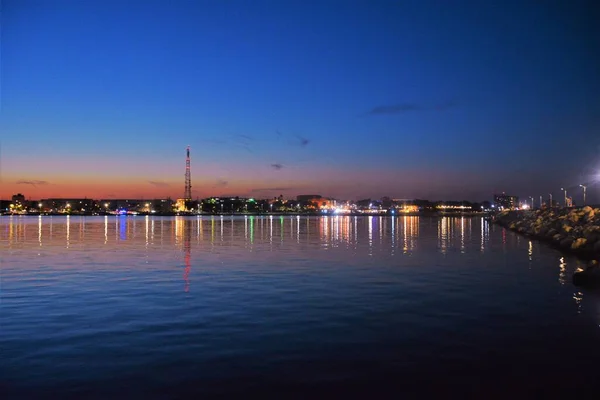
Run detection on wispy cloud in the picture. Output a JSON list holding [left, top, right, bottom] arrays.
[[16, 179, 49, 187], [235, 134, 254, 141], [295, 135, 310, 147], [277, 130, 310, 147], [148, 181, 170, 188], [271, 163, 284, 170], [213, 179, 228, 187], [366, 101, 456, 115], [251, 187, 293, 192]]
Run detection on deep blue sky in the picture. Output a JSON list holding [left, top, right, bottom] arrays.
[[2, 0, 599, 203]]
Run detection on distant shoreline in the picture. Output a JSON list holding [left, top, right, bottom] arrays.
[[1, 211, 489, 218]]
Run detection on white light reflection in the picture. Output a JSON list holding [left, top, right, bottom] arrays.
[[391, 216, 395, 255], [269, 215, 273, 247], [439, 218, 448, 254], [403, 216, 408, 254], [198, 217, 203, 241], [573, 291, 583, 314], [379, 216, 383, 246], [145, 216, 149, 248], [368, 216, 373, 256], [104, 216, 108, 244], [296, 215, 300, 243], [38, 216, 42, 246], [480, 218, 487, 253], [460, 217, 465, 253], [558, 256, 566, 285], [527, 241, 533, 262], [66, 215, 70, 248]]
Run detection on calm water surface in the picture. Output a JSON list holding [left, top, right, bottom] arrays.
[[2, 215, 600, 398]]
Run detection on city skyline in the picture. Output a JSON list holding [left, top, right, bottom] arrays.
[[2, 0, 599, 202]]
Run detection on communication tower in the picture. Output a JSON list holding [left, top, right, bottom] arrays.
[[184, 146, 192, 201]]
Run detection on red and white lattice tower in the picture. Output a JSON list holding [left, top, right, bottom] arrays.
[[184, 146, 192, 201]]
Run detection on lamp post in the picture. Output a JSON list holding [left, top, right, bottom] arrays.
[[549, 193, 553, 208], [539, 195, 542, 209], [580, 184, 587, 206], [561, 188, 567, 207], [529, 196, 534, 209], [39, 202, 43, 214]]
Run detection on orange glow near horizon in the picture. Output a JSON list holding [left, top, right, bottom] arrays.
[[2, 165, 491, 201]]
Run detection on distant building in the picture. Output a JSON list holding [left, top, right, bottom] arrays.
[[297, 195, 335, 209], [43, 198, 96, 213], [494, 193, 519, 210], [11, 193, 26, 204], [0, 200, 11, 213], [297, 195, 323, 202]]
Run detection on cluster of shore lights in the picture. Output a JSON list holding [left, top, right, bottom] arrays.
[[360, 208, 389, 214], [399, 205, 419, 213], [436, 205, 471, 210]]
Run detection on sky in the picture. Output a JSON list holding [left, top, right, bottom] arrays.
[[2, 0, 600, 203]]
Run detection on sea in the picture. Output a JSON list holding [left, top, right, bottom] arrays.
[[2, 215, 600, 398]]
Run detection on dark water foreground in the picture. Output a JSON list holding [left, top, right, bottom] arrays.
[[2, 215, 600, 398]]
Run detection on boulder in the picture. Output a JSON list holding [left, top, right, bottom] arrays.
[[537, 227, 549, 237], [559, 238, 573, 249], [585, 232, 600, 246], [571, 238, 587, 250], [573, 265, 600, 288]]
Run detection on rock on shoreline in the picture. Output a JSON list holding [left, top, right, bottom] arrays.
[[493, 207, 600, 287]]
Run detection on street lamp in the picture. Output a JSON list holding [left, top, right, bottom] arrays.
[[539, 195, 542, 209], [549, 193, 553, 208], [529, 196, 534, 209], [561, 188, 567, 207], [38, 203, 43, 214], [580, 184, 587, 205]]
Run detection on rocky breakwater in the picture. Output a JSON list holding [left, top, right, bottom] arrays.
[[494, 206, 600, 288]]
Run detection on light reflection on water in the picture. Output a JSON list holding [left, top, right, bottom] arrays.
[[2, 215, 600, 397]]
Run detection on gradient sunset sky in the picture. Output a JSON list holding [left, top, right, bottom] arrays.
[[2, 0, 599, 202]]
